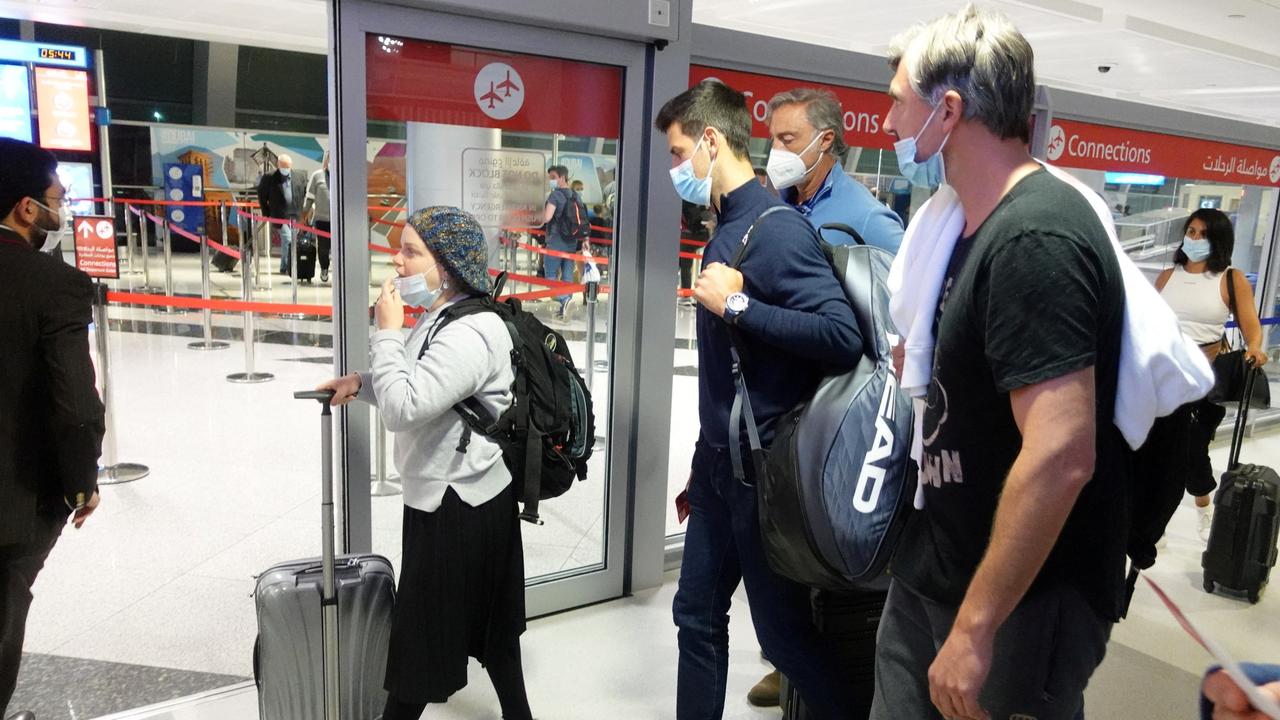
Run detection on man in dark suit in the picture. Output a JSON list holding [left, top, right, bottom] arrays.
[[255, 153, 308, 276], [0, 138, 105, 716]]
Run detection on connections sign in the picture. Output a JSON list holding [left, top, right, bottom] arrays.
[[1046, 119, 1280, 187]]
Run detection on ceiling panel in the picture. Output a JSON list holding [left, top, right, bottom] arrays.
[[0, 0, 1275, 129], [694, 0, 1280, 129]]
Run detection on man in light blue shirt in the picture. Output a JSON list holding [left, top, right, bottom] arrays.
[[766, 88, 903, 253]]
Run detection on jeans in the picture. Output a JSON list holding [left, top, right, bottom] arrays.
[[870, 579, 1112, 720], [543, 254, 574, 305], [673, 441, 852, 720], [276, 222, 295, 275], [1, 519, 63, 714], [315, 220, 332, 273]]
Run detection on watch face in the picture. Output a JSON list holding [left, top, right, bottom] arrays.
[[727, 293, 748, 313]]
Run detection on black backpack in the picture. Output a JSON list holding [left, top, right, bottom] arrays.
[[556, 189, 591, 247], [728, 209, 917, 590], [421, 273, 595, 523]]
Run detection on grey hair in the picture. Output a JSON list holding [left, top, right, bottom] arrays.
[[887, 3, 1035, 142], [766, 88, 848, 158]]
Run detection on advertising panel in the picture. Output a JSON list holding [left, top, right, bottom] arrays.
[[34, 67, 91, 152]]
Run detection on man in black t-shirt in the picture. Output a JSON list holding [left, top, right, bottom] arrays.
[[873, 8, 1127, 720]]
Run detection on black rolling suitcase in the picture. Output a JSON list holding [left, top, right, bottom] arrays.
[[780, 588, 886, 720], [254, 391, 396, 719], [1202, 367, 1280, 604], [294, 233, 317, 282], [212, 250, 238, 273]]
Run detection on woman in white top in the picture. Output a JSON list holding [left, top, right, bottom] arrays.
[[318, 207, 532, 720], [1156, 207, 1267, 541]]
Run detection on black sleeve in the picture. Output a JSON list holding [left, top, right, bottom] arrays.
[[38, 269, 105, 508], [979, 230, 1103, 392], [735, 212, 862, 369], [256, 175, 270, 215]]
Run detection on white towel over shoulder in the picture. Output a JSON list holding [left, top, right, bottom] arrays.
[[886, 166, 1213, 502]]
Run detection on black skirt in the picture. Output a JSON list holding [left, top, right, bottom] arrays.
[[383, 482, 526, 703]]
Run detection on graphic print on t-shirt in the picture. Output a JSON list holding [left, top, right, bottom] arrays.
[[919, 244, 969, 490]]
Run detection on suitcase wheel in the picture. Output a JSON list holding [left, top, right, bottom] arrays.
[[1203, 578, 1215, 594]]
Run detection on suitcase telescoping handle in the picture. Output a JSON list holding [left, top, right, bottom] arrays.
[[1227, 362, 1260, 471], [293, 390, 341, 720]]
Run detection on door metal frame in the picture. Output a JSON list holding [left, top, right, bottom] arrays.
[[329, 0, 664, 615]]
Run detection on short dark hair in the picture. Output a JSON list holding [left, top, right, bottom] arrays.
[[753, 167, 768, 178], [654, 80, 752, 161], [547, 165, 569, 180], [1174, 208, 1235, 274], [0, 138, 58, 220]]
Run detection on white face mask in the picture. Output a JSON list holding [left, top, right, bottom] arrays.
[[32, 199, 70, 252], [394, 264, 447, 308], [766, 131, 827, 190]]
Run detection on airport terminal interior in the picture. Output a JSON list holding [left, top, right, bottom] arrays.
[[0, 0, 1278, 718]]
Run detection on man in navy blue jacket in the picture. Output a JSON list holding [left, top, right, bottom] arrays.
[[656, 80, 861, 720]]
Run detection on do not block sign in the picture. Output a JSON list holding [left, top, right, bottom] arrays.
[[73, 215, 119, 279]]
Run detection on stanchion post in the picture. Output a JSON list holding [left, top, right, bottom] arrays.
[[370, 409, 402, 496], [187, 216, 230, 351], [154, 220, 186, 314], [584, 279, 600, 394], [280, 220, 305, 320], [91, 282, 149, 485], [123, 203, 137, 275], [227, 218, 274, 384], [139, 210, 158, 292]]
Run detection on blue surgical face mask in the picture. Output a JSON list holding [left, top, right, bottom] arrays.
[[279, 167, 291, 177], [1182, 235, 1212, 262], [394, 264, 446, 308], [669, 135, 715, 207], [894, 102, 950, 188], [549, 179, 558, 192]]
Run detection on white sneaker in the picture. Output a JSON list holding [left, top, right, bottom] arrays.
[[1197, 505, 1214, 542]]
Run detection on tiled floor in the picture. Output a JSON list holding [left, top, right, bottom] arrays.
[[10, 246, 1280, 719]]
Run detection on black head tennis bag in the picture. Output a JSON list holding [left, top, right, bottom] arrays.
[[731, 217, 916, 590]]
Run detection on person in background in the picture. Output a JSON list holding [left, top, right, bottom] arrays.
[[766, 87, 904, 253], [753, 167, 770, 188], [571, 179, 586, 196], [1155, 208, 1267, 541], [543, 165, 577, 319], [317, 207, 532, 720], [256, 154, 307, 277], [0, 137, 105, 718], [302, 152, 332, 283]]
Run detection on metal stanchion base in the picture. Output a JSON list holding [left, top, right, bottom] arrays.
[[154, 306, 189, 315], [370, 477, 403, 497], [227, 372, 275, 384], [188, 340, 231, 350], [277, 312, 308, 320], [98, 463, 149, 485]]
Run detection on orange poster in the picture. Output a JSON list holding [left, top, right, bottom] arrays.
[[34, 67, 91, 152]]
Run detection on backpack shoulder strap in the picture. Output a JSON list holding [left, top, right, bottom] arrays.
[[818, 222, 867, 246], [725, 204, 794, 483]]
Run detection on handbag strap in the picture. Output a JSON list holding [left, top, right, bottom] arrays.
[[1223, 268, 1240, 351]]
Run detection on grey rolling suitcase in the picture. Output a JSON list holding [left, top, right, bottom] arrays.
[[253, 390, 396, 719]]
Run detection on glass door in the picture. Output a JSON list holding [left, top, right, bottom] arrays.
[[332, 3, 649, 616]]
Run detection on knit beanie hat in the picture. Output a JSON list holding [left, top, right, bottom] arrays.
[[405, 206, 492, 296]]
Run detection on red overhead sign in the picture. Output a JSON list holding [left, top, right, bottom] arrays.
[[365, 35, 623, 139], [1047, 119, 1280, 187], [73, 215, 118, 279], [34, 67, 91, 152], [689, 64, 895, 151]]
